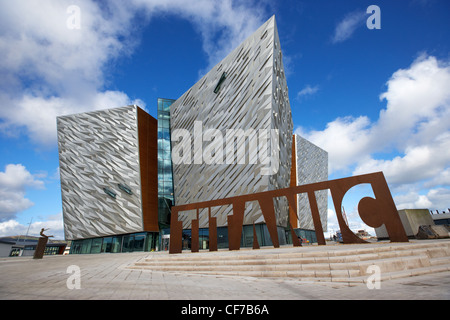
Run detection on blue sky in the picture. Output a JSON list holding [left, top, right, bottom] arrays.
[[0, 0, 449, 239]]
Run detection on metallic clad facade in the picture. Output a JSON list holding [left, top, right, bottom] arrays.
[[58, 105, 148, 240], [170, 16, 293, 229], [293, 134, 328, 231]]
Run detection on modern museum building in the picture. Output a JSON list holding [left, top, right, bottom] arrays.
[[57, 16, 328, 254]]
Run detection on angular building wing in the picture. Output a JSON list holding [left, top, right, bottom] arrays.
[[169, 16, 293, 229], [290, 134, 328, 232], [57, 105, 158, 240]]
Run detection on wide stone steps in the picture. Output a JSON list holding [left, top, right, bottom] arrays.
[[127, 240, 450, 283]]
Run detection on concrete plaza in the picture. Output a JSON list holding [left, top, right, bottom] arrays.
[[0, 242, 449, 300]]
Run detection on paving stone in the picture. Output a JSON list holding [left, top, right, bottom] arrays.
[[0, 240, 449, 300]]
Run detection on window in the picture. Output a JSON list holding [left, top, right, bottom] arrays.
[[118, 183, 133, 195], [122, 235, 134, 253], [90, 238, 103, 253], [70, 240, 83, 254], [81, 239, 92, 254], [101, 237, 112, 253], [133, 234, 145, 252], [44, 246, 60, 255], [103, 187, 116, 199], [111, 236, 122, 253], [214, 72, 228, 94], [199, 228, 210, 250]]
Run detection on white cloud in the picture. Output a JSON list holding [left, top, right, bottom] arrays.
[[331, 10, 366, 44], [0, 220, 21, 236], [2, 91, 145, 146], [424, 168, 450, 188], [394, 188, 450, 211], [353, 55, 450, 189], [0, 0, 143, 146], [299, 55, 450, 177], [353, 136, 450, 185], [0, 164, 45, 220], [131, 0, 268, 74], [0, 0, 269, 146], [0, 214, 64, 239], [373, 54, 450, 151], [295, 115, 371, 173], [0, 0, 136, 90], [51, 167, 61, 180], [296, 85, 319, 100], [325, 208, 338, 235], [297, 54, 450, 213]]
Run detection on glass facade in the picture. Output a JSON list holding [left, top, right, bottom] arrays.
[[175, 224, 317, 251], [241, 225, 288, 247], [157, 98, 176, 232], [290, 228, 317, 244], [69, 232, 158, 254]]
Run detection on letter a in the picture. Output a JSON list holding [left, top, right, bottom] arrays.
[[66, 265, 81, 289], [66, 5, 81, 30], [366, 264, 381, 289], [366, 5, 381, 29]]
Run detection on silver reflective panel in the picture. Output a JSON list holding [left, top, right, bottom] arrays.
[[57, 106, 144, 240]]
